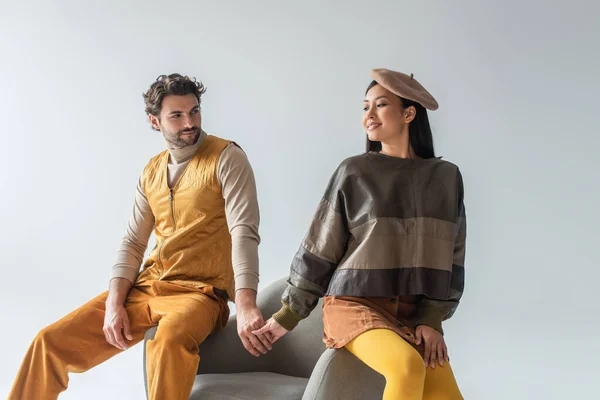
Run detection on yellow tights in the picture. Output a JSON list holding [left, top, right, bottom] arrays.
[[345, 329, 463, 400]]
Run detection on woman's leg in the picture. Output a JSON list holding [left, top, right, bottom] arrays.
[[345, 328, 426, 400], [422, 362, 463, 400]]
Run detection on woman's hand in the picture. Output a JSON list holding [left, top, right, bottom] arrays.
[[252, 317, 289, 344], [415, 325, 449, 368]]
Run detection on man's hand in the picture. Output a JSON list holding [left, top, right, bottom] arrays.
[[252, 317, 288, 344], [235, 289, 272, 357], [103, 277, 133, 351], [103, 304, 133, 350], [415, 325, 449, 368]]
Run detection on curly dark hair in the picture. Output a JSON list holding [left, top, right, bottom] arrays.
[[143, 74, 206, 129]]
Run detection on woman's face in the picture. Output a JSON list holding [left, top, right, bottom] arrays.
[[362, 84, 414, 143]]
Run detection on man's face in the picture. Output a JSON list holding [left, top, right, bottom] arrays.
[[149, 94, 202, 148]]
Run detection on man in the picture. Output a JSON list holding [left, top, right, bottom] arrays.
[[9, 74, 271, 400]]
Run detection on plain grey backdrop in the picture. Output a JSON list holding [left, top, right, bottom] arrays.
[[1, 0, 598, 399]]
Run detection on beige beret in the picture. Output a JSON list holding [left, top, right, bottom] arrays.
[[370, 68, 439, 111]]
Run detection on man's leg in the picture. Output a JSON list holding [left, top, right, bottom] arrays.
[[145, 283, 226, 400], [9, 288, 154, 400]]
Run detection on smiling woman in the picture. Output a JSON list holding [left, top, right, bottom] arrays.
[[364, 70, 436, 159], [255, 68, 465, 400]]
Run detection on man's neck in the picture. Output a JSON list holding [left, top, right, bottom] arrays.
[[167, 130, 207, 165]]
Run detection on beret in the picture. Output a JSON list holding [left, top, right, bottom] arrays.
[[370, 68, 439, 111]]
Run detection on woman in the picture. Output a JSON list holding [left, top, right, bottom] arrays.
[[255, 68, 465, 399]]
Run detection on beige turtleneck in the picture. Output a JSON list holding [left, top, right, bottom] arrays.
[[111, 130, 260, 291]]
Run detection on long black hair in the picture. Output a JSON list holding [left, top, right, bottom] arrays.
[[365, 80, 435, 159]]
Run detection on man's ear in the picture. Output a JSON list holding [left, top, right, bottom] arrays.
[[148, 114, 160, 131]]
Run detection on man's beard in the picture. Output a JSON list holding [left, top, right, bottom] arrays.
[[166, 127, 201, 148]]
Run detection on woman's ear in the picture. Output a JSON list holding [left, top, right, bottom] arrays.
[[405, 105, 417, 124]]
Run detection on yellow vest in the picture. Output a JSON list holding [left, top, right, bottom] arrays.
[[135, 135, 235, 300]]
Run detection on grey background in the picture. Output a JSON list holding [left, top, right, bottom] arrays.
[[1, 0, 598, 398]]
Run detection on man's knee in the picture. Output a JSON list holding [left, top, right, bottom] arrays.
[[34, 324, 58, 346], [152, 326, 199, 353]]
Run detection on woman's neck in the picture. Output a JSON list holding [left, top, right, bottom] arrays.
[[379, 134, 418, 159]]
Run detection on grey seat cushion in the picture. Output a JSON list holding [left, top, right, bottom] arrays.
[[190, 372, 309, 400]]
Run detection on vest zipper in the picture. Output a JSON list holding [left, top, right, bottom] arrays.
[[169, 188, 176, 228], [158, 189, 177, 279]]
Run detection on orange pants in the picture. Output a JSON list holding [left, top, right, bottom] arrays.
[[9, 281, 229, 400]]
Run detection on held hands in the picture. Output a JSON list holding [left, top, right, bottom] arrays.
[[252, 318, 289, 344], [237, 303, 273, 356], [415, 325, 449, 368], [235, 289, 272, 357]]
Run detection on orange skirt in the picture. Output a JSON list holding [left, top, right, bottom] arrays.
[[322, 295, 425, 358]]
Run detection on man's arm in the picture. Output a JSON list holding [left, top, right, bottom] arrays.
[[218, 143, 270, 356], [111, 178, 155, 283], [218, 144, 261, 292], [104, 177, 155, 350]]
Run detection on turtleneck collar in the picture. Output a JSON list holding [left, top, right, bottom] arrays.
[[167, 130, 207, 165]]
